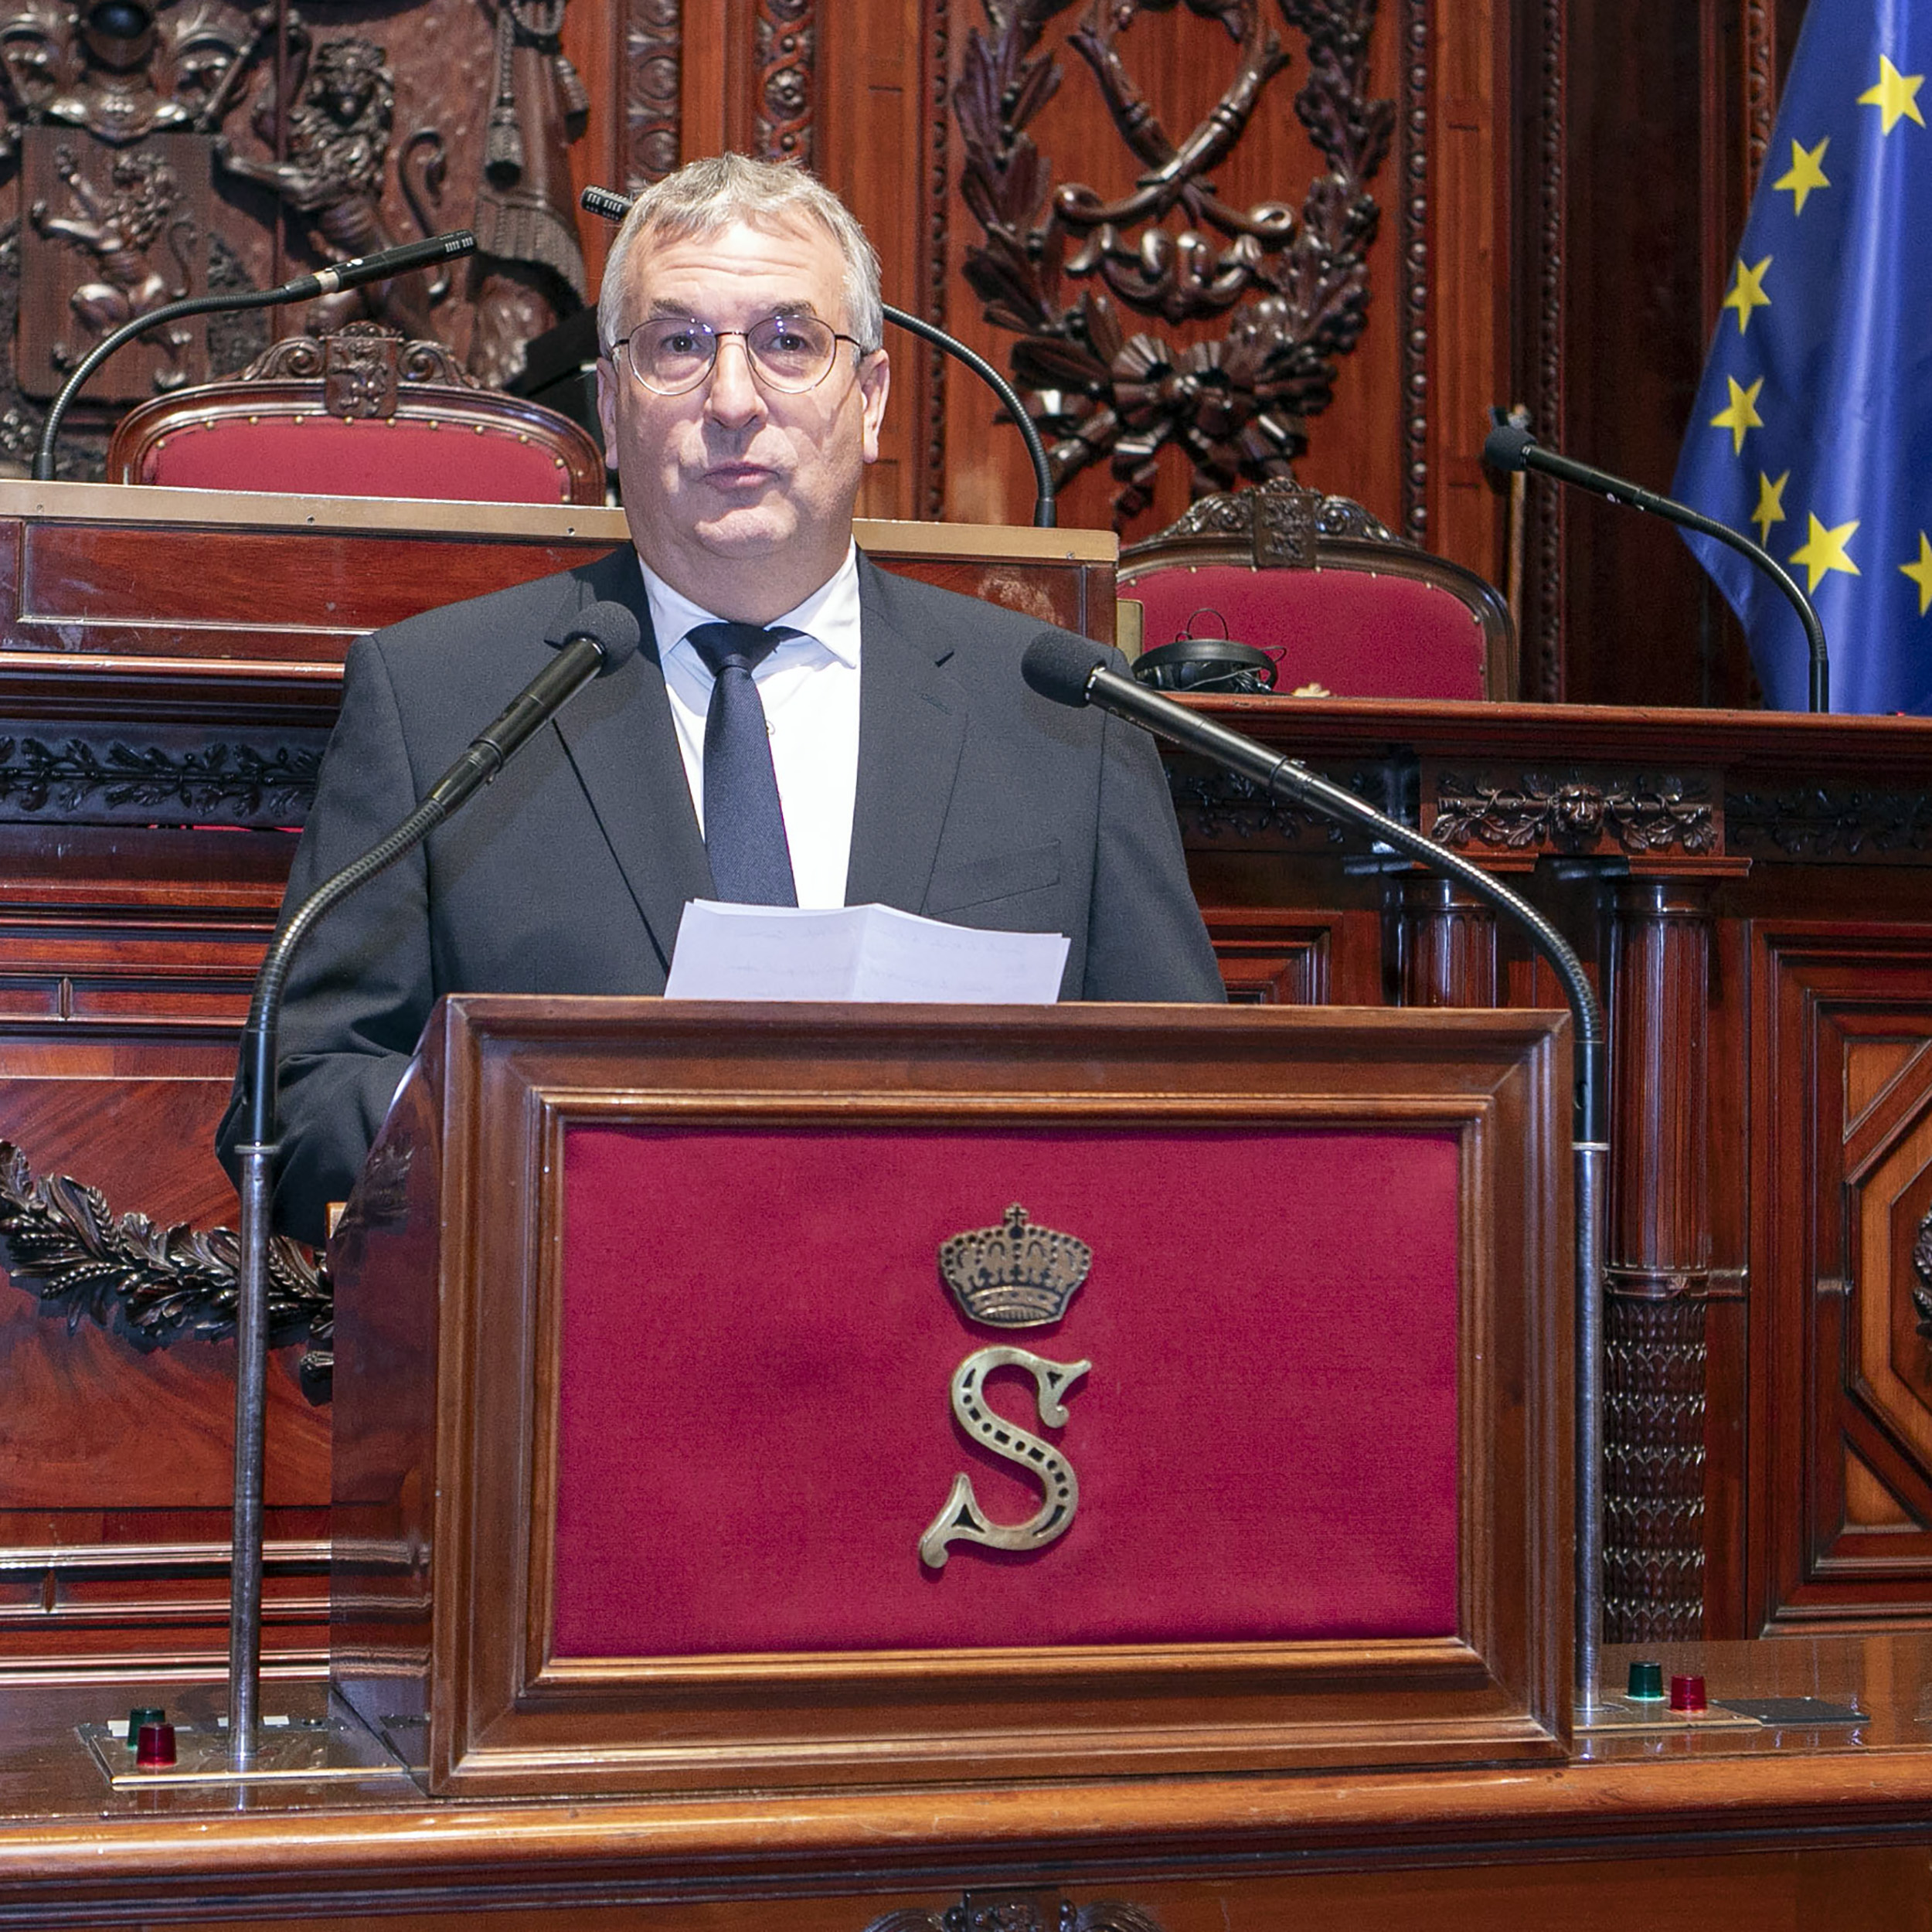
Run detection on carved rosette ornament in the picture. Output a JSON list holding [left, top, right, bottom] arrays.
[[754, 0, 813, 164], [954, 0, 1393, 526], [624, 0, 682, 187]]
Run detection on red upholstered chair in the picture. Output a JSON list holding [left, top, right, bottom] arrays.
[[107, 323, 606, 506], [1118, 478, 1516, 702]]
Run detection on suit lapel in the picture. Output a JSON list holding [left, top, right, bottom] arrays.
[[546, 549, 714, 972], [845, 556, 966, 911]]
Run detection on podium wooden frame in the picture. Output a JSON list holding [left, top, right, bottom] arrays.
[[328, 998, 1571, 1798]]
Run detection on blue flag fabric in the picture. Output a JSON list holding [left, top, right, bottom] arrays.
[[1672, 0, 1932, 713]]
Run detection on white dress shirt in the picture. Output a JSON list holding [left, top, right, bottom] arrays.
[[639, 546, 863, 910]]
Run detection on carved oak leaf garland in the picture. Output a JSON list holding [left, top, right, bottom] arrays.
[[0, 1141, 332, 1399], [954, 0, 1393, 526]]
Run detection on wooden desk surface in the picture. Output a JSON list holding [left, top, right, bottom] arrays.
[[4, 1638, 1932, 1927]]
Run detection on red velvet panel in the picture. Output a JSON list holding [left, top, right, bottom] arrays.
[[1130, 563, 1488, 700], [553, 1125, 1461, 1658], [137, 416, 575, 504]]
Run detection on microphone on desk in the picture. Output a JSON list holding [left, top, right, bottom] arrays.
[[579, 185, 1057, 529], [222, 597, 638, 1774], [1479, 417, 1830, 714], [1021, 628, 1614, 1709], [32, 230, 478, 483]]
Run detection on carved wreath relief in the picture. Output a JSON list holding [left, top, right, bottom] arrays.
[[920, 1205, 1094, 1568], [955, 0, 1393, 525]]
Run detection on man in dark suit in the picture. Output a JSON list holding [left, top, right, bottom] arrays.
[[220, 155, 1222, 1243]]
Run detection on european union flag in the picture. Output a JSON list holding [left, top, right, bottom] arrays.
[[1672, 0, 1932, 713]]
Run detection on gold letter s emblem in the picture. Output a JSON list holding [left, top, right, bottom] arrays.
[[918, 1346, 1090, 1569]]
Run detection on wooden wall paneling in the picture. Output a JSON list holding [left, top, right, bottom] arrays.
[[816, 0, 936, 522], [1420, 0, 1511, 591], [1395, 873, 1500, 1009], [1601, 870, 1719, 1641], [0, 868, 330, 1668], [1554, 0, 1725, 710], [1754, 927, 1932, 1630], [936, 0, 1406, 543], [1701, 896, 1751, 1636]]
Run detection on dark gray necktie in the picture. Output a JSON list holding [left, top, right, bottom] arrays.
[[685, 621, 799, 906]]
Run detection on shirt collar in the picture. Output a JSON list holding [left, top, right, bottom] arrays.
[[637, 544, 862, 669]]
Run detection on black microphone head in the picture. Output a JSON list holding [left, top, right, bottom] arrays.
[[561, 600, 643, 672], [1022, 631, 1107, 708], [581, 185, 634, 223], [1482, 419, 1538, 474]]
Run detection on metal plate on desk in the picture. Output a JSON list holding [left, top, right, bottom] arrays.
[[1576, 1699, 1764, 1735], [80, 1714, 416, 1788]]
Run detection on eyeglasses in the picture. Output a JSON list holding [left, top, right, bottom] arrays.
[[613, 313, 865, 396]]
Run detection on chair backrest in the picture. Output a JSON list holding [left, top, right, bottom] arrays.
[[107, 324, 607, 506], [1118, 481, 1516, 702]]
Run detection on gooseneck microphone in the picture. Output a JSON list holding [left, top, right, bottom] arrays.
[[32, 229, 478, 482], [580, 185, 1057, 529], [223, 598, 638, 1772], [1481, 418, 1829, 714], [1022, 629, 1612, 1710]]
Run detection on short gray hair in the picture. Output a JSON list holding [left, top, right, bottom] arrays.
[[597, 154, 883, 360]]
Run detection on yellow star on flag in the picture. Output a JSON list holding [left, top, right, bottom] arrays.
[[1902, 532, 1932, 617], [1790, 513, 1860, 593], [1859, 55, 1925, 134], [1752, 471, 1789, 547], [1710, 375, 1765, 454], [1723, 257, 1774, 333], [1774, 137, 1831, 214]]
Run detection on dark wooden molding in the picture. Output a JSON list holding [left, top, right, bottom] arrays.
[[1396, 874, 1497, 1009], [1529, 0, 1565, 701], [1602, 873, 1716, 1642], [865, 1896, 1165, 1932], [0, 729, 320, 825], [1744, 0, 1775, 194], [754, 0, 815, 164], [1398, 0, 1428, 544], [625, 0, 682, 188], [1728, 786, 1932, 862]]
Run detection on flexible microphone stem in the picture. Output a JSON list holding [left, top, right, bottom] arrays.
[[881, 304, 1056, 529], [1483, 421, 1830, 713], [226, 604, 636, 1773], [1022, 634, 1610, 1712], [579, 186, 1058, 528], [33, 230, 476, 482]]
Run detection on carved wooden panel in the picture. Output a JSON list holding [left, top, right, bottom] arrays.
[[1755, 928, 1932, 1628], [0, 896, 330, 1667], [0, 0, 597, 476]]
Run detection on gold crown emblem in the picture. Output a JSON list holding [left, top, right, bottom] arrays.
[[937, 1203, 1091, 1328]]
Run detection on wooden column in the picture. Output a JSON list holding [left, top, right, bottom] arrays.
[[1397, 874, 1498, 1008], [1603, 872, 1713, 1642]]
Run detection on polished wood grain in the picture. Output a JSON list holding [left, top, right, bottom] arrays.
[[8, 1637, 1932, 1926], [330, 999, 1570, 1798], [0, 490, 1117, 1675]]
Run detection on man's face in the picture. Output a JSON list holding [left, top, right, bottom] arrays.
[[596, 215, 890, 624]]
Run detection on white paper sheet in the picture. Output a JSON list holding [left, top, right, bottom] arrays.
[[663, 900, 1070, 1004]]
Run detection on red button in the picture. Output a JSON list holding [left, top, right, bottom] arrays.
[[1669, 1673, 1708, 1713], [134, 1720, 176, 1767]]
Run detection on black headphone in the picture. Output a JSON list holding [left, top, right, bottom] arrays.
[[1131, 610, 1280, 694]]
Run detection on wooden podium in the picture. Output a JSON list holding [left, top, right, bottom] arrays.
[[327, 997, 1571, 1799]]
